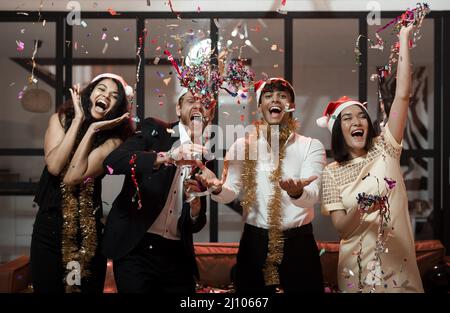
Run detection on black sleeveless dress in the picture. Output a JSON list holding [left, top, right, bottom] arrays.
[[30, 166, 106, 293]]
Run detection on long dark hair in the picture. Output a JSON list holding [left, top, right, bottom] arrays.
[[58, 77, 134, 148], [331, 108, 378, 163]]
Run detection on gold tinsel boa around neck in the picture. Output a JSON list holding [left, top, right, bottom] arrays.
[[240, 118, 298, 286], [60, 167, 97, 293]]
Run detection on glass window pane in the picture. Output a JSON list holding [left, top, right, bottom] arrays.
[[218, 19, 284, 128], [401, 157, 434, 240], [0, 22, 56, 148], [73, 19, 136, 58], [0, 156, 44, 183], [293, 19, 359, 150], [368, 19, 434, 149], [144, 19, 210, 121]]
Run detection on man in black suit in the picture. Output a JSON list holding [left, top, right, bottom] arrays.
[[102, 89, 213, 293]]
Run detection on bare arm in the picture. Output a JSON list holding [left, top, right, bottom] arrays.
[[44, 113, 83, 176], [44, 84, 84, 176], [330, 202, 380, 239], [330, 209, 363, 240], [63, 113, 129, 185], [388, 24, 414, 143]]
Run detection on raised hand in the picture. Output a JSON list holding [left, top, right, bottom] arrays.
[[399, 23, 414, 40], [279, 176, 318, 199], [90, 112, 130, 133], [168, 143, 208, 166], [69, 84, 84, 121], [195, 166, 223, 194]]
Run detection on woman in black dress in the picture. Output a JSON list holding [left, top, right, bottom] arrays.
[[30, 73, 134, 293]]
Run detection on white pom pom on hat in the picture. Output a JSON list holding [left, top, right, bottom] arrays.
[[91, 73, 134, 98], [316, 96, 369, 132]]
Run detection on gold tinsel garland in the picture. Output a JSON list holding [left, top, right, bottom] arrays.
[[240, 118, 298, 286], [60, 168, 97, 293]]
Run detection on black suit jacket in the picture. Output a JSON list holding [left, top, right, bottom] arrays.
[[102, 117, 207, 278]]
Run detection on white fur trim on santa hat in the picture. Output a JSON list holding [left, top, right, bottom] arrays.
[[91, 73, 134, 98]]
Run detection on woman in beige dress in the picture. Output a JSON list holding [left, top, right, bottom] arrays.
[[317, 25, 423, 293]]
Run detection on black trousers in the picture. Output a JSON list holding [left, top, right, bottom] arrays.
[[235, 223, 324, 293], [30, 208, 106, 293], [113, 233, 196, 293]]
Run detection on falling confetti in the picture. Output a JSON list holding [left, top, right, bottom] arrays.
[[319, 248, 326, 256], [107, 8, 118, 16], [16, 40, 24, 52], [166, 128, 175, 134], [81, 20, 87, 28], [102, 42, 109, 54], [163, 77, 172, 86], [129, 154, 142, 209], [113, 36, 119, 41], [270, 44, 277, 51], [167, 0, 181, 19], [106, 165, 114, 175]]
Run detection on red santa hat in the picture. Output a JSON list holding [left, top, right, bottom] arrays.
[[316, 96, 368, 132], [91, 73, 134, 98], [254, 77, 296, 106]]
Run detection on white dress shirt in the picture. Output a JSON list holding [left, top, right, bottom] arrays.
[[211, 132, 326, 230], [148, 122, 193, 240]]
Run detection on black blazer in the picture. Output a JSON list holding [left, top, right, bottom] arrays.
[[102, 117, 207, 278]]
